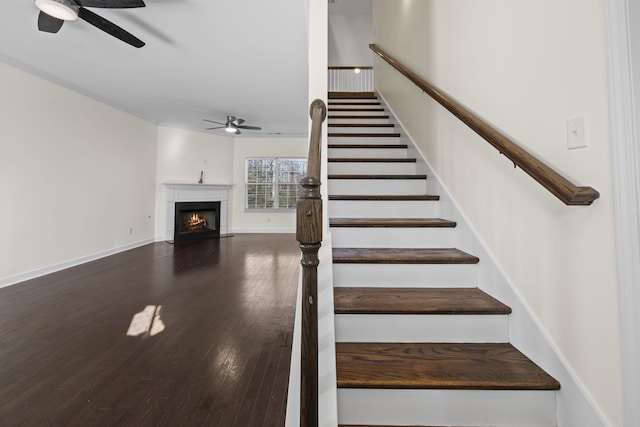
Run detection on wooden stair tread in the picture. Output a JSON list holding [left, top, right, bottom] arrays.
[[329, 108, 386, 112], [329, 91, 376, 99], [329, 123, 394, 127], [334, 287, 511, 314], [328, 174, 426, 180], [329, 195, 440, 201], [330, 218, 455, 228], [329, 102, 382, 106], [329, 158, 416, 163], [332, 248, 479, 264], [328, 115, 390, 119], [328, 144, 407, 149], [336, 342, 561, 390], [329, 133, 400, 138]]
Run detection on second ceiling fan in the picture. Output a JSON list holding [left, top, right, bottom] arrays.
[[204, 116, 262, 135]]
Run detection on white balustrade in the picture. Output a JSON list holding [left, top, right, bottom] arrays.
[[328, 67, 373, 92]]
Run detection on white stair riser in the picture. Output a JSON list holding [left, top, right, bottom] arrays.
[[335, 314, 509, 343], [328, 148, 408, 158], [328, 179, 426, 195], [331, 227, 454, 248], [328, 162, 416, 175], [328, 200, 440, 218], [337, 389, 557, 427], [330, 126, 396, 134], [333, 264, 477, 287], [329, 136, 400, 145], [329, 117, 390, 124], [329, 99, 378, 103], [328, 110, 386, 116]]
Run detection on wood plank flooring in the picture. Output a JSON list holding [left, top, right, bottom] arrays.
[[0, 234, 300, 426]]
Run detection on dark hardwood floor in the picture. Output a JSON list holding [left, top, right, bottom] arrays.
[[0, 234, 300, 426]]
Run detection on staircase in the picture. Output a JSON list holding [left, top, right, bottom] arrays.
[[327, 92, 561, 427]]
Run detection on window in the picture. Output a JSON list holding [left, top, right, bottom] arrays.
[[246, 158, 307, 210]]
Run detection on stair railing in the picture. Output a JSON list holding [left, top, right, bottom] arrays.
[[296, 99, 326, 427], [328, 66, 374, 92], [369, 44, 600, 206]]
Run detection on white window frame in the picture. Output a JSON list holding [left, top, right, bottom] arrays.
[[245, 157, 307, 211]]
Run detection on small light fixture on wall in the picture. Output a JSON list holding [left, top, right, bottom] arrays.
[[354, 67, 361, 74]]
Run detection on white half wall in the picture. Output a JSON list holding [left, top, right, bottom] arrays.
[[373, 0, 622, 425], [0, 61, 157, 285]]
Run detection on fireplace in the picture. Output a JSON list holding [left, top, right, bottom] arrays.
[[174, 201, 221, 242]]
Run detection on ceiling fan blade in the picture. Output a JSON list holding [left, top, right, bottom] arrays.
[[232, 118, 245, 126], [78, 7, 145, 48], [77, 0, 146, 8], [203, 119, 225, 125], [206, 127, 224, 130], [238, 125, 262, 131], [38, 11, 64, 33]]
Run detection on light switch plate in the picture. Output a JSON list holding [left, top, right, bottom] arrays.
[[567, 115, 588, 150]]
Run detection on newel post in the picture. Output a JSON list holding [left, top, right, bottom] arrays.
[[297, 99, 326, 427]]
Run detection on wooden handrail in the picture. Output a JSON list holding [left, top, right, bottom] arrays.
[[369, 44, 600, 206], [296, 99, 326, 427]]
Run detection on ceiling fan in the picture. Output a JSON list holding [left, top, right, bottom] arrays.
[[203, 116, 262, 135], [34, 0, 146, 48]]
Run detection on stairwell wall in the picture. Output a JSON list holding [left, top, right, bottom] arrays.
[[373, 0, 621, 425]]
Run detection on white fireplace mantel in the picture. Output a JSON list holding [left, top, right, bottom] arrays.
[[164, 183, 232, 240]]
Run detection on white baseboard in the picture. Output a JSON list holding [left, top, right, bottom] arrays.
[[231, 228, 295, 234], [0, 239, 155, 289]]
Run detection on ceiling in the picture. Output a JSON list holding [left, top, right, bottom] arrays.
[[0, 0, 310, 136]]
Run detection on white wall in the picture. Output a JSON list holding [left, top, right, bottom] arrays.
[[0, 61, 158, 284], [231, 138, 308, 233], [373, 0, 621, 425], [328, 0, 373, 66], [154, 126, 234, 239]]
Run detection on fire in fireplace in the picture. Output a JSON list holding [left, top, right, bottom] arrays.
[[186, 213, 208, 231], [174, 201, 221, 242]]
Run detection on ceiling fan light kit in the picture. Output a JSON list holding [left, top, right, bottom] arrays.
[[35, 0, 79, 21], [203, 116, 262, 135]]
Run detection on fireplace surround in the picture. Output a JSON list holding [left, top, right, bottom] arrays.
[[163, 183, 231, 242]]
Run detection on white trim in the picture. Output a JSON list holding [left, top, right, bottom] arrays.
[[0, 239, 154, 289], [163, 183, 231, 240], [604, 0, 640, 425]]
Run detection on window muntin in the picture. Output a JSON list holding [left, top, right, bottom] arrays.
[[246, 158, 306, 210]]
